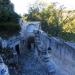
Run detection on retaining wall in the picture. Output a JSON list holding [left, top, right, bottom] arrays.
[[50, 37, 75, 75]]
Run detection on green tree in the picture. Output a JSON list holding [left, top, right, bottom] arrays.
[[0, 0, 20, 38], [24, 2, 63, 36], [23, 1, 75, 41]]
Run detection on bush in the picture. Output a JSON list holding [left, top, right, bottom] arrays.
[[0, 22, 21, 38], [59, 32, 75, 42]]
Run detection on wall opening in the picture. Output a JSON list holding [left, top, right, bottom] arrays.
[[27, 36, 35, 50], [15, 44, 20, 55]]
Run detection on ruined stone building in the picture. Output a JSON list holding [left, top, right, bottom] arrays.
[[0, 19, 75, 75], [0, 19, 41, 56]]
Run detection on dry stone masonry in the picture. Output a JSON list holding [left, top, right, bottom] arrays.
[[50, 37, 75, 75], [0, 19, 75, 75]]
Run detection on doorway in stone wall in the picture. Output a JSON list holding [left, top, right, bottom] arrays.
[[15, 44, 20, 55], [27, 36, 35, 51]]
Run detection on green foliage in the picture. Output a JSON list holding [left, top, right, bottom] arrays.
[[23, 1, 75, 41], [0, 22, 20, 38], [0, 0, 14, 22], [0, 0, 20, 37], [24, 2, 63, 36], [59, 32, 75, 42]]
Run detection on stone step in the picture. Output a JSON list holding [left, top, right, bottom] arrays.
[[19, 52, 49, 75]]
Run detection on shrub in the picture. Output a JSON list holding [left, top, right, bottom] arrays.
[[0, 22, 21, 38]]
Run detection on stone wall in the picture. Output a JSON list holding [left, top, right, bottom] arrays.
[[50, 37, 75, 75]]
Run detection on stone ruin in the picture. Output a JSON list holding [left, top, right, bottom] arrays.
[[1, 19, 75, 75], [19, 19, 56, 74], [33, 30, 55, 74]]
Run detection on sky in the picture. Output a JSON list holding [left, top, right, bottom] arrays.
[[11, 0, 75, 15]]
